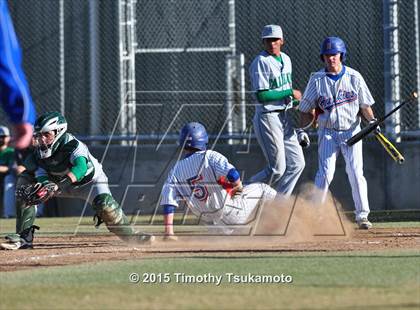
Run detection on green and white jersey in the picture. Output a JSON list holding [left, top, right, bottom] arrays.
[[0, 146, 14, 178], [0, 147, 14, 167], [249, 51, 293, 112], [25, 133, 102, 186]]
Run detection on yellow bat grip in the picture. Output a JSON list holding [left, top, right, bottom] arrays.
[[374, 132, 405, 164]]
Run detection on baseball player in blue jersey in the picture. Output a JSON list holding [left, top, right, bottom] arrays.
[[160, 122, 277, 239], [298, 37, 377, 229], [248, 25, 305, 197], [0, 0, 36, 149]]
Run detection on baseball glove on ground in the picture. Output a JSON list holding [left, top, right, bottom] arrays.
[[16, 182, 58, 207]]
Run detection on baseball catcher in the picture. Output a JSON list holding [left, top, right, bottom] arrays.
[[1, 111, 153, 250]]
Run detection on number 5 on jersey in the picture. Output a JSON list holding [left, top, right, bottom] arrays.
[[187, 175, 209, 201]]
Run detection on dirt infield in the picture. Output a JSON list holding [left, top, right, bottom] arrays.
[[1, 227, 419, 272], [1, 193, 419, 272]]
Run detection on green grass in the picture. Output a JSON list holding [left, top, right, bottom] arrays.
[[1, 251, 419, 309], [373, 221, 420, 228], [1, 218, 419, 309], [0, 215, 201, 236], [1, 216, 420, 236]]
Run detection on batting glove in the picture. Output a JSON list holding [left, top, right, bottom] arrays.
[[296, 129, 310, 148], [369, 118, 381, 133]]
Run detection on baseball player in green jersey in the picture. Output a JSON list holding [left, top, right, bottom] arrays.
[[248, 25, 305, 197], [1, 112, 153, 250], [0, 126, 16, 218]]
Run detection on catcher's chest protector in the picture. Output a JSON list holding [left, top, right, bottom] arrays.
[[36, 136, 95, 184]]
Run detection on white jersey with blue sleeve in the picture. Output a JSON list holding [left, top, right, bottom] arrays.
[[160, 150, 277, 226], [160, 150, 233, 219]]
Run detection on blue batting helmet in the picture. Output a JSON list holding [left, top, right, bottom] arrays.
[[320, 36, 346, 61], [179, 122, 209, 151]]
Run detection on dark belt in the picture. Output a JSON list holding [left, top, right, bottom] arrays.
[[262, 109, 287, 114]]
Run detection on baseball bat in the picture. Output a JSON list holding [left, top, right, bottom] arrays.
[[374, 132, 404, 164], [346, 91, 418, 146]]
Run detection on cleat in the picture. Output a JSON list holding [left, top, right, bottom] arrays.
[[357, 218, 372, 230], [122, 232, 155, 245], [5, 233, 21, 242], [0, 239, 33, 250], [0, 225, 39, 250], [131, 233, 155, 245], [137, 233, 155, 244]]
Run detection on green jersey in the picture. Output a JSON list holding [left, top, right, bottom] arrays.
[[0, 146, 15, 177], [24, 133, 101, 186]]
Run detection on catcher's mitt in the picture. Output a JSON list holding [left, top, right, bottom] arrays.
[[16, 182, 58, 206]]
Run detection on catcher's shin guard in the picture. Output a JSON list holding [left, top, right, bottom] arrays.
[[14, 175, 38, 234], [92, 193, 135, 240], [15, 193, 37, 234]]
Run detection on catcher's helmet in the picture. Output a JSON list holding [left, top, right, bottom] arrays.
[[320, 36, 346, 61], [34, 111, 68, 158], [0, 126, 10, 137], [179, 122, 208, 151], [0, 126, 10, 147]]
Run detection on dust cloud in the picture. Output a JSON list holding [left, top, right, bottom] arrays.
[[152, 183, 354, 250]]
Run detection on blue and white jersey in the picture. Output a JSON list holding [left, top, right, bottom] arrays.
[[299, 66, 374, 130], [249, 51, 293, 113], [160, 150, 235, 219]]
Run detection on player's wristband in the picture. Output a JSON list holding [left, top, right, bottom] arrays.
[[227, 168, 240, 183], [163, 205, 176, 215]]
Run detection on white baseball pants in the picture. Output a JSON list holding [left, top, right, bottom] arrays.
[[315, 126, 370, 221]]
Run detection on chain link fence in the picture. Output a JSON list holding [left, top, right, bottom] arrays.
[[134, 0, 232, 138], [7, 0, 62, 117], [2, 0, 120, 136], [1, 0, 419, 140], [398, 0, 420, 133]]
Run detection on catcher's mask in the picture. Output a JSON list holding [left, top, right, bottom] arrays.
[[34, 112, 67, 158], [0, 126, 10, 147]]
